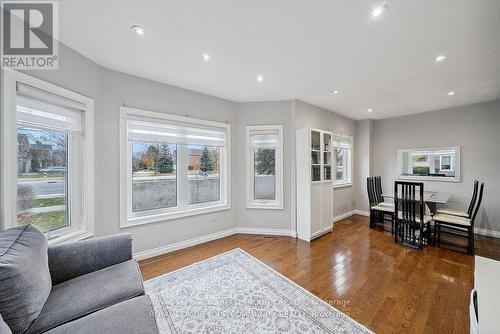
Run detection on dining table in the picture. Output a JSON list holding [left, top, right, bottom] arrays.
[[381, 191, 451, 214]]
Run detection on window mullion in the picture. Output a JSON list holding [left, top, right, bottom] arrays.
[[177, 144, 188, 208]]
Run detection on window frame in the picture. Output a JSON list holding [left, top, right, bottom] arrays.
[[119, 107, 231, 227], [397, 147, 461, 182], [245, 125, 284, 210], [1, 68, 95, 244], [332, 135, 353, 188]]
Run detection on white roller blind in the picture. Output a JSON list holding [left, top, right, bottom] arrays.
[[16, 83, 85, 134], [249, 130, 279, 148], [332, 135, 352, 149], [127, 116, 226, 147]]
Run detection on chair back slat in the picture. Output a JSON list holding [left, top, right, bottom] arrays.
[[470, 183, 484, 226], [394, 181, 425, 249], [374, 176, 384, 204], [467, 180, 479, 217], [367, 177, 377, 207]]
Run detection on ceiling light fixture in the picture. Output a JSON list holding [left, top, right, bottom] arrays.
[[202, 53, 211, 62], [435, 55, 447, 62], [368, 108, 373, 113], [257, 74, 264, 83], [331, 90, 340, 94], [371, 5, 387, 18], [131, 25, 145, 36], [447, 91, 455, 96]]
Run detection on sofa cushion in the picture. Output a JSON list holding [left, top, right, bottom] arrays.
[[0, 314, 13, 334], [44, 295, 157, 334], [26, 260, 144, 334], [0, 225, 51, 333]]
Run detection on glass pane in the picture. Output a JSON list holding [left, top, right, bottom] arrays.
[[132, 142, 177, 211], [311, 131, 321, 150], [254, 148, 276, 200], [17, 127, 68, 232], [411, 154, 430, 175], [324, 166, 331, 180], [335, 148, 345, 180], [312, 165, 321, 181], [323, 133, 331, 151], [188, 145, 220, 204]]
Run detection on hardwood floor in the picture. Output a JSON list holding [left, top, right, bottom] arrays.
[[139, 215, 500, 334]]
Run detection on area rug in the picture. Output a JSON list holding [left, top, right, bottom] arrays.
[[144, 248, 372, 333]]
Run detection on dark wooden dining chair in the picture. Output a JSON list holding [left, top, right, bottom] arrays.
[[436, 180, 479, 219], [367, 176, 395, 232], [394, 181, 432, 249], [434, 183, 484, 254]]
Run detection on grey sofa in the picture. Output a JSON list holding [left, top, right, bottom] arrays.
[[0, 225, 158, 334]]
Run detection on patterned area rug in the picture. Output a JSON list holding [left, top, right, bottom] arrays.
[[144, 248, 372, 333]]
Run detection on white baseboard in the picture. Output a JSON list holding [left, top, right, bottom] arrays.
[[333, 210, 355, 223], [134, 226, 296, 260], [353, 210, 370, 217], [475, 227, 500, 238], [134, 227, 238, 261], [237, 227, 295, 237]]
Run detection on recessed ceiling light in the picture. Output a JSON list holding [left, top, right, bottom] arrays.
[[257, 75, 263, 83], [202, 53, 211, 62], [371, 5, 387, 18], [331, 90, 340, 94], [435, 55, 447, 62], [448, 91, 455, 96], [368, 108, 373, 113], [131, 25, 145, 36]]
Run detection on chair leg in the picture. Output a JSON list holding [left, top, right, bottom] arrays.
[[437, 223, 441, 247], [469, 227, 475, 255]]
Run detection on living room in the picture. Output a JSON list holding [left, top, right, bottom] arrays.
[[1, 1, 499, 333]]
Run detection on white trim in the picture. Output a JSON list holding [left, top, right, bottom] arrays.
[[237, 227, 294, 236], [119, 106, 231, 227], [245, 125, 284, 210], [353, 210, 370, 217], [474, 227, 500, 239], [133, 227, 238, 260], [396, 146, 461, 183], [1, 68, 94, 241], [133, 226, 295, 261], [333, 210, 355, 222]]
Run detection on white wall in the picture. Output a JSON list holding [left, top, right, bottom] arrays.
[[234, 101, 294, 232], [20, 44, 239, 253], [354, 120, 372, 213], [371, 100, 500, 233], [293, 100, 357, 218]]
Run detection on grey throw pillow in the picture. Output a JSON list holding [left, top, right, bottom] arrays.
[[0, 225, 52, 333]]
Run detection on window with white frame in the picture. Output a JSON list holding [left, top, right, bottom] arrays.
[[1, 70, 94, 243], [246, 125, 283, 209], [332, 135, 352, 187], [119, 107, 230, 227], [397, 147, 460, 182]]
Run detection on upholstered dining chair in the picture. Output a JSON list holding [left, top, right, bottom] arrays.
[[434, 182, 484, 254], [436, 180, 478, 219], [367, 176, 395, 232], [394, 181, 432, 249]]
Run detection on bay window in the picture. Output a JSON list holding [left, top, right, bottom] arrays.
[[246, 125, 283, 209], [1, 69, 94, 243], [120, 107, 230, 227]]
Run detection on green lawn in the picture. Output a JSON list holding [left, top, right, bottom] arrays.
[[34, 198, 65, 207], [18, 211, 66, 232]]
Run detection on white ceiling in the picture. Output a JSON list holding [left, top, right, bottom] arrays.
[[58, 0, 500, 120]]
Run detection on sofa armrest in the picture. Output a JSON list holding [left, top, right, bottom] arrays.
[[48, 233, 133, 285]]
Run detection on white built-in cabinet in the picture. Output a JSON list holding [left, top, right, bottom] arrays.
[[296, 128, 333, 242]]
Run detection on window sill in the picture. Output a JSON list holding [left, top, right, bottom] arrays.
[[121, 203, 231, 228], [398, 175, 460, 183], [246, 203, 283, 210], [47, 229, 94, 246], [332, 182, 353, 189]]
